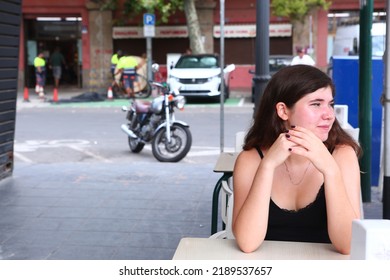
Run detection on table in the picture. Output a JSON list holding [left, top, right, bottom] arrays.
[[173, 238, 350, 260], [212, 152, 239, 234]]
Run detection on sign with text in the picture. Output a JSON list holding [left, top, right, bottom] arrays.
[[114, 26, 188, 39], [143, 13, 155, 25], [114, 24, 291, 39], [143, 13, 155, 37], [143, 25, 155, 37], [213, 24, 292, 38]]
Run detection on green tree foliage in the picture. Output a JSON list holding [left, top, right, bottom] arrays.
[[97, 0, 205, 53], [97, 0, 183, 24], [271, 0, 331, 21]]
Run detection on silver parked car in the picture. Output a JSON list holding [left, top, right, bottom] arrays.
[[168, 54, 235, 101]]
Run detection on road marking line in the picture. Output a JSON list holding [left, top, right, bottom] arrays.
[[186, 150, 221, 157], [68, 145, 112, 163], [13, 152, 34, 163], [143, 146, 234, 157], [186, 148, 234, 157], [238, 97, 245, 106]]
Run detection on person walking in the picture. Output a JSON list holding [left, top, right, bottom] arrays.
[[111, 50, 123, 92], [49, 46, 66, 88], [34, 52, 46, 98]]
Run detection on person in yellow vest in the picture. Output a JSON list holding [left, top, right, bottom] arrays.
[[116, 53, 139, 98], [111, 49, 122, 78], [34, 52, 46, 98], [111, 50, 123, 90]]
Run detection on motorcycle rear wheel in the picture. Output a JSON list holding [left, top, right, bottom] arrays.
[[112, 82, 125, 98], [133, 74, 152, 99], [128, 137, 145, 153], [152, 124, 192, 162]]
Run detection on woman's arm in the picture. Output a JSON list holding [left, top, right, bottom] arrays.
[[286, 126, 361, 254], [232, 150, 273, 253], [232, 134, 292, 253], [324, 145, 361, 254]]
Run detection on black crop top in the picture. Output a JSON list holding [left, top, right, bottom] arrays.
[[257, 148, 331, 244]]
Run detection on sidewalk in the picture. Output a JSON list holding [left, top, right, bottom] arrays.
[[0, 160, 222, 260], [0, 160, 384, 261], [0, 160, 384, 260], [17, 86, 253, 108], [18, 85, 105, 107]]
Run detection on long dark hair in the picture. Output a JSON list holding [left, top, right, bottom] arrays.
[[244, 65, 362, 157]]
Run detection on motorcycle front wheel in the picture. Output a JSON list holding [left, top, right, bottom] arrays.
[[152, 124, 192, 162], [128, 137, 145, 153]]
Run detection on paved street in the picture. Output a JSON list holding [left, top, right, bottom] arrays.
[[0, 87, 384, 260]]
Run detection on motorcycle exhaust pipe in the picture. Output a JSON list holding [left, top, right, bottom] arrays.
[[121, 124, 138, 139]]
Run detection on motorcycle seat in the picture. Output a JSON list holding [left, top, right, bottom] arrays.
[[134, 100, 151, 113]]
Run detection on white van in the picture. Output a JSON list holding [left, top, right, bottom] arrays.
[[332, 22, 386, 57]]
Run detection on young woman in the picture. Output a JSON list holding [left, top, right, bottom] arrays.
[[232, 65, 362, 255]]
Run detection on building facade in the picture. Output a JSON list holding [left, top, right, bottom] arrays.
[[21, 0, 113, 92], [19, 0, 386, 91], [0, 0, 22, 180]]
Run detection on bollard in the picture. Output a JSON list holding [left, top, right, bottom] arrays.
[[23, 87, 30, 102], [107, 86, 113, 100]]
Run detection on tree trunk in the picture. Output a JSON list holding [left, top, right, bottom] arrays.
[[292, 18, 309, 51], [184, 0, 205, 54], [292, 9, 317, 59]]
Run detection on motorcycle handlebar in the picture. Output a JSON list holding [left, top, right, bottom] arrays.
[[150, 81, 181, 96]]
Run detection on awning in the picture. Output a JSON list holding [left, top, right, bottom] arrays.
[[213, 23, 292, 38], [113, 23, 292, 39]]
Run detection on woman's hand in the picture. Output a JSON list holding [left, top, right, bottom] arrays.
[[285, 126, 335, 173], [261, 132, 294, 169]]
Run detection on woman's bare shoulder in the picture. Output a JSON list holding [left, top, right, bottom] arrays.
[[234, 149, 262, 190], [235, 148, 262, 169], [332, 145, 360, 171], [332, 145, 358, 160]]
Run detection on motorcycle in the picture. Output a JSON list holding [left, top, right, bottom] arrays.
[[120, 63, 192, 162]]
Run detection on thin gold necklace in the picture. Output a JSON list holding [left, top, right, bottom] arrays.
[[284, 161, 311, 185]]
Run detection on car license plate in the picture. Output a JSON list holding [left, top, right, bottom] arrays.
[[181, 84, 198, 91]]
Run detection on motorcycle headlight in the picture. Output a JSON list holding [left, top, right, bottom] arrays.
[[172, 87, 181, 96], [175, 96, 186, 110]]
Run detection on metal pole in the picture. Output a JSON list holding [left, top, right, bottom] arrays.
[[359, 0, 372, 202], [383, 0, 390, 219], [309, 15, 313, 55], [253, 0, 270, 115], [146, 37, 152, 81], [220, 0, 225, 153]]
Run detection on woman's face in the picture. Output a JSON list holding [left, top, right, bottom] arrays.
[[286, 86, 335, 141]]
